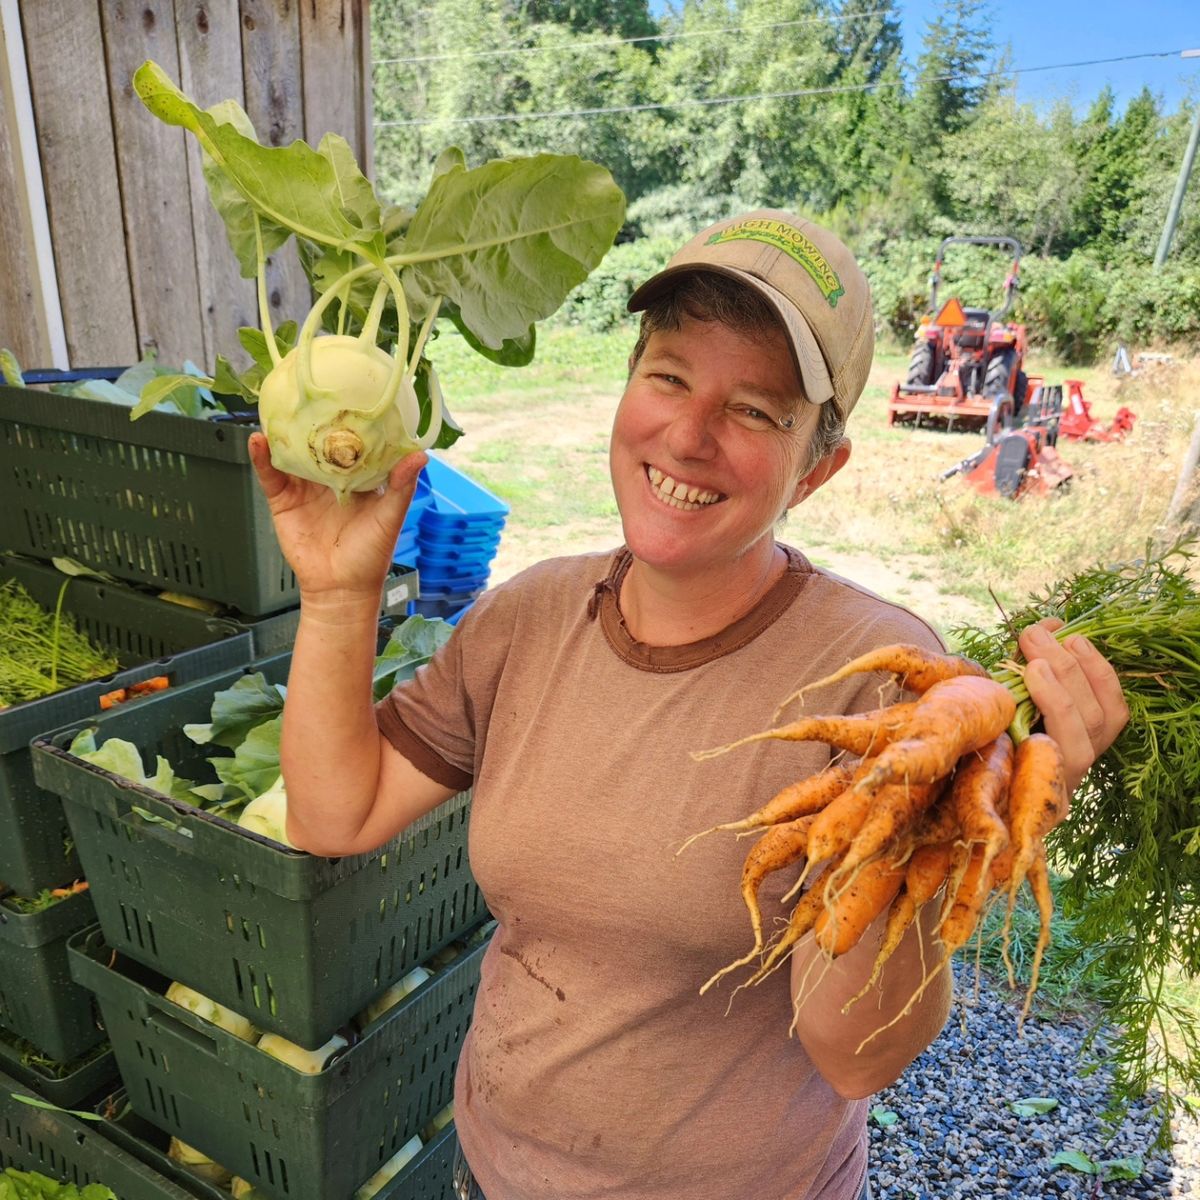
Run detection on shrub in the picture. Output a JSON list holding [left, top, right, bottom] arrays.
[[551, 236, 676, 332]]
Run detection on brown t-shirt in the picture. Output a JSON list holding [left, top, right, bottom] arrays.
[[377, 546, 944, 1200]]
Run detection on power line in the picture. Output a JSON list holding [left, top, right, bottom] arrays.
[[372, 8, 892, 67], [375, 47, 1190, 129]]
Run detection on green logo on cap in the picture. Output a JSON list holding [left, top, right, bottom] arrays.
[[706, 219, 844, 308]]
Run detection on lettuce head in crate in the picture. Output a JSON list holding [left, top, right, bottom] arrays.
[[128, 61, 626, 500]]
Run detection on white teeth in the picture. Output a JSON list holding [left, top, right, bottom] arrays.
[[645, 465, 720, 510]]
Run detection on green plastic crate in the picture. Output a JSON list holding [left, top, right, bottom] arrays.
[[95, 1087, 458, 1200], [0, 385, 295, 614], [31, 654, 487, 1048], [0, 556, 416, 894], [0, 1033, 118, 1108], [0, 1069, 205, 1199], [69, 927, 483, 1200], [92, 1089, 241, 1200], [0, 558, 260, 894], [0, 888, 104, 1061]]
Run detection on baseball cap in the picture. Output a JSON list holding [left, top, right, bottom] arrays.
[[626, 210, 875, 417]]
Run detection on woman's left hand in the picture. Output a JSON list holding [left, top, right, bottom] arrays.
[[1017, 617, 1130, 794]]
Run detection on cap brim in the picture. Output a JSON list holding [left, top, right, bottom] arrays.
[[627, 263, 835, 406]]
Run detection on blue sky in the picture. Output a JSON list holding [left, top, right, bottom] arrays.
[[896, 0, 1199, 114]]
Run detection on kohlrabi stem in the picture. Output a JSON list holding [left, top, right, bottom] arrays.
[[360, 278, 391, 346], [295, 271, 359, 406], [365, 260, 420, 435], [408, 298, 441, 376], [255, 217, 282, 369]]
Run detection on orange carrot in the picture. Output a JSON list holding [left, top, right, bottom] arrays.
[[738, 818, 813, 953], [814, 855, 906, 957], [845, 840, 957, 1001], [840, 778, 943, 877], [700, 815, 816, 994], [938, 845, 992, 957], [863, 888, 917, 989], [691, 703, 918, 763], [777, 644, 987, 713], [853, 676, 1017, 796], [1018, 846, 1055, 1028], [949, 733, 1014, 897], [750, 872, 832, 982], [1005, 733, 1068, 903], [677, 763, 854, 854], [804, 759, 879, 868]]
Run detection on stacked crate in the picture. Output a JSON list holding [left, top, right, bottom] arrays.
[[29, 651, 489, 1198], [395, 455, 509, 623], [2, 374, 471, 1199]]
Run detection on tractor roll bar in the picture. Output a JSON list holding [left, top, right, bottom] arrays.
[[930, 235, 1025, 320]]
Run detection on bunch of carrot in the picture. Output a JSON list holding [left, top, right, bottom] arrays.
[[686, 642, 1069, 1028]]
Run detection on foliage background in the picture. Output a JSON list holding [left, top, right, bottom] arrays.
[[371, 0, 1199, 360]]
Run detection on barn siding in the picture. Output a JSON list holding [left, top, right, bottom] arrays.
[[0, 0, 371, 370]]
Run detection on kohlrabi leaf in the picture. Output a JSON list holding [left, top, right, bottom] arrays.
[[210, 715, 282, 801], [67, 730, 197, 805], [373, 615, 456, 700], [131, 372, 216, 420], [398, 153, 625, 349], [197, 98, 293, 278], [183, 672, 286, 750], [430, 146, 467, 180], [0, 348, 24, 386], [442, 299, 536, 366], [211, 354, 256, 404], [133, 61, 385, 259], [413, 360, 462, 451], [0, 1164, 118, 1199], [238, 321, 298, 383]]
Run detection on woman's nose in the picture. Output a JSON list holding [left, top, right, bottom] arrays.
[[664, 398, 718, 460]]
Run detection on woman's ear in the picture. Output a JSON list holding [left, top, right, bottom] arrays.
[[788, 438, 852, 509]]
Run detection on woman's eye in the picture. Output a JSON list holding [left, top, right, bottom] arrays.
[[733, 405, 775, 427]]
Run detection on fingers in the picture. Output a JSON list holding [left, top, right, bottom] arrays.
[[1019, 621, 1129, 794], [370, 450, 429, 540], [247, 432, 291, 503]]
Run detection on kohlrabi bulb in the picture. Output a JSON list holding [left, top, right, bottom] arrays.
[[258, 335, 421, 501], [165, 981, 259, 1042], [237, 775, 296, 848]]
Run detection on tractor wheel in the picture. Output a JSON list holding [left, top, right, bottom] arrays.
[[905, 340, 936, 387], [985, 394, 1015, 443], [1013, 370, 1029, 419], [983, 349, 1016, 401]]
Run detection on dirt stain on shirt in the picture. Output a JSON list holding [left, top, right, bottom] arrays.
[[500, 943, 566, 1001]]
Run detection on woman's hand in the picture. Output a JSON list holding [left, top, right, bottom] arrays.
[[1018, 617, 1129, 794], [248, 432, 426, 603]]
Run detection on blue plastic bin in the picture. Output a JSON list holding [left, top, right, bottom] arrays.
[[421, 456, 509, 533]]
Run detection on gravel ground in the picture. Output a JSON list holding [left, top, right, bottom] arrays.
[[868, 963, 1199, 1199]]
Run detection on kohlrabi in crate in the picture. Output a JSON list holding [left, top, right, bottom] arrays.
[[128, 60, 626, 500]]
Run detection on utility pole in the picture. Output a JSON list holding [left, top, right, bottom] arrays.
[[1154, 49, 1200, 270]]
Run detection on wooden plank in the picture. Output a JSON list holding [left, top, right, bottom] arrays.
[[240, 0, 311, 333], [0, 6, 51, 367], [299, 0, 370, 168], [175, 0, 257, 368], [21, 0, 137, 366], [100, 0, 206, 366]]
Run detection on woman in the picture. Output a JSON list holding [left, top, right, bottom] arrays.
[[249, 211, 1127, 1200]]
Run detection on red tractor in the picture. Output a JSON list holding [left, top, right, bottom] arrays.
[[889, 236, 1029, 439]]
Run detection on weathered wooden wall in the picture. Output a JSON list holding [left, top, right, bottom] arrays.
[[0, 0, 372, 370]]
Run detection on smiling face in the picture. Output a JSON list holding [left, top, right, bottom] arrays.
[[610, 316, 844, 584]]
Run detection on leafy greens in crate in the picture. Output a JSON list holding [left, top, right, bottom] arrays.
[[67, 617, 454, 845]]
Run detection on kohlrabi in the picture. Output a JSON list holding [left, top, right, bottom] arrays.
[[128, 61, 626, 502]]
